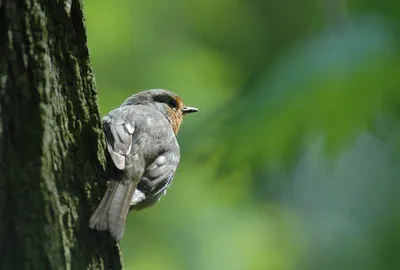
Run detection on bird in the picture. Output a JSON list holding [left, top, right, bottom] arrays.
[[89, 89, 198, 241]]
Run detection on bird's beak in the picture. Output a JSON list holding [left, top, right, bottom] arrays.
[[182, 106, 199, 114]]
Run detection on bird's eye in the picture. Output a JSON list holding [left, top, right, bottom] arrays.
[[168, 99, 177, 109]]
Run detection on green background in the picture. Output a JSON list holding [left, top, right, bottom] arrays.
[[84, 1, 400, 269]]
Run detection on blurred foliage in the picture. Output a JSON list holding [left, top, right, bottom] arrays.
[[84, 0, 400, 269]]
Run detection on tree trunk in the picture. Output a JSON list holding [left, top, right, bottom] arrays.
[[0, 0, 122, 269]]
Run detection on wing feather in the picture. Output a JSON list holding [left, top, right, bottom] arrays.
[[103, 111, 135, 170]]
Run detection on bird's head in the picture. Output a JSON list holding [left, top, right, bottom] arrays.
[[121, 89, 198, 134]]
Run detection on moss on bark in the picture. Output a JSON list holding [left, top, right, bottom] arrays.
[[0, 0, 122, 269]]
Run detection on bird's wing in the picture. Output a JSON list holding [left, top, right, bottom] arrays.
[[132, 152, 178, 209], [103, 109, 135, 170]]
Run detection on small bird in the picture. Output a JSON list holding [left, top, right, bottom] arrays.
[[89, 89, 198, 241]]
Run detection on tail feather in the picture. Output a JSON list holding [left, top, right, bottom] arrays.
[[108, 181, 137, 241], [89, 180, 138, 241], [89, 181, 118, 231]]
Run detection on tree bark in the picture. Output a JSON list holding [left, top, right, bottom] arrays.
[[0, 0, 122, 269]]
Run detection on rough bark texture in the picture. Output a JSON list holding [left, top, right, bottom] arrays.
[[0, 0, 123, 269]]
